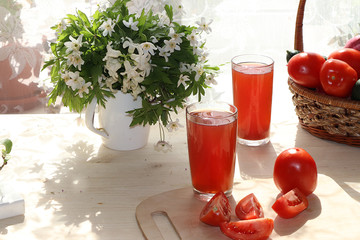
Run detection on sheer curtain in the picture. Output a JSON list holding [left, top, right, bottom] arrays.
[[0, 0, 95, 113], [0, 0, 359, 114]]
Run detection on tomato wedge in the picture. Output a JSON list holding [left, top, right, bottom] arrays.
[[220, 218, 274, 240], [199, 192, 231, 226], [272, 188, 309, 219], [235, 193, 264, 220]]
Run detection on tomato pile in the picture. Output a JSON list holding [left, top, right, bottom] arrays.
[[287, 36, 360, 100], [200, 192, 273, 240], [199, 147, 318, 239]]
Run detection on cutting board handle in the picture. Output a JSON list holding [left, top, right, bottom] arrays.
[[136, 206, 166, 239]]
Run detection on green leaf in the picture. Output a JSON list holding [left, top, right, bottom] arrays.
[[164, 5, 173, 23], [78, 10, 91, 27], [0, 139, 12, 154]]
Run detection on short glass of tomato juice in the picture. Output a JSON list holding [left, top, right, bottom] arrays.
[[186, 101, 238, 200], [231, 54, 274, 146]]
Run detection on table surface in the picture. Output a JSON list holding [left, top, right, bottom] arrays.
[[1, 98, 360, 240]]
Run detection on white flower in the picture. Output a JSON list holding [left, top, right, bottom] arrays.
[[196, 17, 213, 34], [166, 119, 183, 132], [66, 71, 85, 90], [131, 50, 152, 77], [179, 62, 191, 73], [193, 64, 204, 81], [61, 71, 71, 82], [56, 19, 67, 34], [168, 28, 184, 44], [105, 76, 118, 92], [99, 18, 116, 37], [172, 2, 186, 17], [177, 74, 190, 87], [131, 84, 145, 99], [123, 37, 137, 54], [199, 51, 209, 63], [205, 73, 217, 85], [164, 38, 180, 53], [140, 42, 157, 56], [123, 17, 139, 31], [98, 75, 106, 87], [105, 57, 122, 78], [76, 82, 92, 98], [121, 60, 140, 80], [154, 140, 172, 152], [150, 36, 158, 43], [158, 46, 170, 62], [67, 52, 84, 70], [186, 30, 198, 47], [103, 42, 122, 60], [64, 35, 83, 54]]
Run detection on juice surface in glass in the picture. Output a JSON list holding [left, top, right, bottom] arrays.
[[186, 110, 237, 195], [232, 63, 273, 141]]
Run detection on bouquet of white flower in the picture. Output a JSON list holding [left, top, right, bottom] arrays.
[[43, 0, 219, 148]]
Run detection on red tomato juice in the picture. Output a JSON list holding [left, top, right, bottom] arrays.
[[232, 63, 273, 140], [186, 110, 237, 194]]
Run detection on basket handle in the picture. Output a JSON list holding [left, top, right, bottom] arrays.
[[294, 0, 306, 51]]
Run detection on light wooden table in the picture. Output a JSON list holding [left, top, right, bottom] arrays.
[[0, 108, 360, 239]]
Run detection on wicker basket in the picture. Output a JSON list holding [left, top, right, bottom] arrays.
[[288, 0, 360, 147]]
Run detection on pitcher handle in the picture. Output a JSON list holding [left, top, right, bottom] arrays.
[[85, 97, 109, 138]]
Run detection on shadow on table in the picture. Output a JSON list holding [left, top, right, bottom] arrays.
[[236, 141, 277, 180], [294, 124, 360, 203], [0, 215, 25, 234], [31, 140, 141, 239]]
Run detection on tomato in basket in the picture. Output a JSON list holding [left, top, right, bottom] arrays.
[[220, 218, 274, 240], [320, 59, 358, 98], [328, 48, 360, 77], [235, 193, 264, 220], [272, 188, 309, 219], [199, 192, 231, 226], [287, 52, 325, 88]]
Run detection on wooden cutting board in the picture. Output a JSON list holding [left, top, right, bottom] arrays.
[[136, 174, 360, 239]]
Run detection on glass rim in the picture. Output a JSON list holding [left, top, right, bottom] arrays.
[[186, 101, 238, 120], [231, 54, 274, 68]]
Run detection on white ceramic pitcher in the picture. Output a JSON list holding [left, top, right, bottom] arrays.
[[85, 91, 150, 151]]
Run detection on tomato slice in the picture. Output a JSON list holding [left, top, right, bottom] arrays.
[[235, 193, 264, 220], [199, 192, 231, 226], [272, 188, 309, 219], [220, 218, 274, 240]]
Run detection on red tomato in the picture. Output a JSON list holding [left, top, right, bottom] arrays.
[[328, 48, 360, 77], [320, 59, 358, 98], [235, 193, 264, 220], [287, 52, 325, 88], [273, 147, 317, 196], [220, 218, 274, 240], [199, 192, 231, 226], [272, 188, 309, 219]]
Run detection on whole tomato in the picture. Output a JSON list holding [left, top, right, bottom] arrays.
[[273, 147, 317, 196], [320, 59, 358, 98], [328, 48, 360, 77], [287, 52, 325, 88]]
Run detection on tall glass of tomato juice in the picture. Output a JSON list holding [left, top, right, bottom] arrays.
[[186, 101, 238, 200], [231, 54, 274, 146]]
